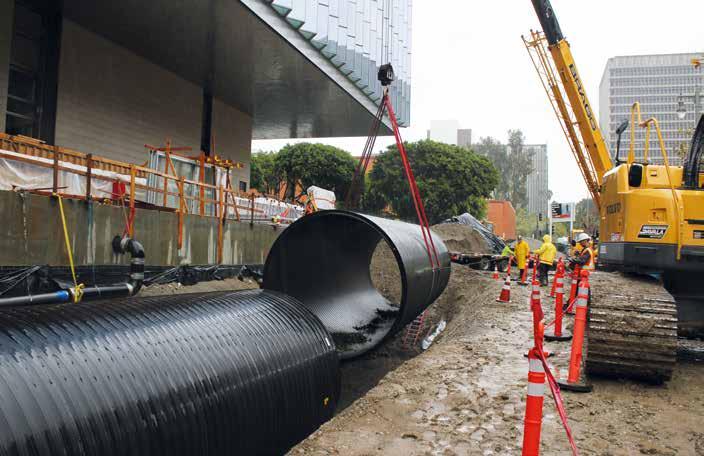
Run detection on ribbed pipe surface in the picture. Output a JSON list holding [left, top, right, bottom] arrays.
[[0, 289, 339, 456], [263, 210, 451, 358]]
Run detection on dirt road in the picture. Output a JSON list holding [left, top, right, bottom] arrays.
[[293, 265, 704, 455]]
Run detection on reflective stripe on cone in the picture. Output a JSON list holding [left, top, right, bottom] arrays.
[[522, 350, 546, 456]]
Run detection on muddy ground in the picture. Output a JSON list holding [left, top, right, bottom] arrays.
[[293, 265, 704, 456]]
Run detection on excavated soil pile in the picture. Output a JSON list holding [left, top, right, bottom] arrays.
[[431, 223, 491, 254]]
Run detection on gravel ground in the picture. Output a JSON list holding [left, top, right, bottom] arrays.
[[292, 265, 704, 455]]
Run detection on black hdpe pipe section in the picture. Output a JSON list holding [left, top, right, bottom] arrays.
[[0, 289, 339, 455], [0, 236, 144, 307], [263, 210, 451, 358]]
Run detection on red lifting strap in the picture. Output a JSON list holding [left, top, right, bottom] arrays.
[[382, 92, 441, 270], [348, 85, 440, 270]]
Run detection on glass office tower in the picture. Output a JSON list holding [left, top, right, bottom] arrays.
[[263, 0, 413, 126]]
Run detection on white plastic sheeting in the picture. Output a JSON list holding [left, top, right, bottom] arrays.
[[0, 148, 305, 224], [233, 196, 305, 223], [306, 186, 336, 210], [0, 149, 147, 200]]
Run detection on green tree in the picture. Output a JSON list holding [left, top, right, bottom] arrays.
[[552, 223, 568, 238], [472, 137, 510, 200], [274, 143, 357, 201], [365, 140, 499, 224], [250, 151, 281, 195], [575, 198, 599, 234], [516, 207, 538, 238], [473, 130, 534, 210]]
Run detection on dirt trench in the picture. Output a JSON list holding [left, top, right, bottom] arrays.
[[293, 265, 704, 456]]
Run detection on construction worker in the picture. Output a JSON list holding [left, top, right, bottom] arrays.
[[570, 232, 595, 271], [533, 234, 557, 286], [501, 242, 514, 258], [514, 235, 530, 281]]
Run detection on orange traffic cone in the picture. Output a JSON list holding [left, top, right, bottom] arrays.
[[522, 344, 546, 456], [496, 274, 512, 303], [557, 270, 592, 392], [565, 264, 582, 314], [550, 258, 565, 297], [492, 263, 500, 280], [525, 280, 553, 358], [545, 272, 571, 342]]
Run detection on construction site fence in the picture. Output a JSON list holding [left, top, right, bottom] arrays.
[[0, 133, 304, 225]]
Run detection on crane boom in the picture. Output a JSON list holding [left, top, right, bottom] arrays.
[[526, 0, 613, 209]]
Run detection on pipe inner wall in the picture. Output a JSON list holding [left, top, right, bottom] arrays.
[[263, 210, 451, 358], [0, 289, 339, 455]]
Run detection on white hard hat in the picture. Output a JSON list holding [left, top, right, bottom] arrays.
[[575, 232, 591, 242]]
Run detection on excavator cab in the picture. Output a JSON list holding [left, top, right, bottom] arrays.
[[683, 116, 704, 189]]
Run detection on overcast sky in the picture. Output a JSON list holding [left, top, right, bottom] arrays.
[[253, 0, 704, 203]]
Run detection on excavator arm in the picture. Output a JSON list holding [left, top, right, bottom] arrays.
[[527, 0, 613, 210]]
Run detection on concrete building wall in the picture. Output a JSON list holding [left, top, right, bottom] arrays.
[[212, 98, 253, 190], [0, 190, 281, 267], [0, 0, 13, 133], [54, 20, 204, 164]]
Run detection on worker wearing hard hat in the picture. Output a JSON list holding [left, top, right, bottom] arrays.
[[570, 232, 595, 271], [533, 234, 557, 286], [514, 235, 530, 281]]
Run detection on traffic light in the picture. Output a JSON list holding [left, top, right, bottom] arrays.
[[539, 213, 543, 222]]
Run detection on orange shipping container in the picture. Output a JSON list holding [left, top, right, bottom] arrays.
[[487, 200, 516, 240]]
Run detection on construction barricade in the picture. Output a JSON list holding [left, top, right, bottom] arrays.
[[545, 263, 571, 342], [521, 319, 579, 456], [556, 270, 593, 392]]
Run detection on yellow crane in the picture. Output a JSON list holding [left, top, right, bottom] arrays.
[[524, 0, 704, 383]]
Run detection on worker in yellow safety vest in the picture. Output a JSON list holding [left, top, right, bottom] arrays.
[[514, 235, 530, 281], [570, 232, 595, 271], [533, 234, 557, 286]]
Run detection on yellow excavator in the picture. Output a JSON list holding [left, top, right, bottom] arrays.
[[525, 0, 704, 382]]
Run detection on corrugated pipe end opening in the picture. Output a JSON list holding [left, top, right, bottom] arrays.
[[263, 210, 451, 359]]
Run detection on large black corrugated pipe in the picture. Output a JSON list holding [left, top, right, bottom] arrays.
[[263, 210, 451, 358], [0, 289, 339, 455]]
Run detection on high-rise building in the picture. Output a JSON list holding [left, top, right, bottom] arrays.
[[458, 129, 472, 149], [525, 144, 549, 216], [599, 53, 703, 165], [427, 120, 471, 147], [428, 120, 460, 144], [0, 0, 413, 188]]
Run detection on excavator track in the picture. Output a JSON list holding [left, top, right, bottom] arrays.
[[585, 272, 678, 384]]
